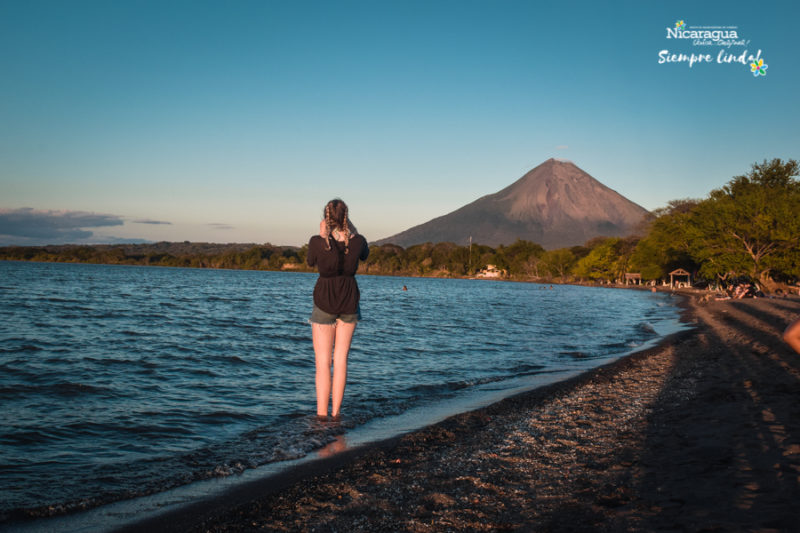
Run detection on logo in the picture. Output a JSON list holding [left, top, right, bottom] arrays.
[[657, 19, 768, 77], [750, 58, 768, 77], [666, 24, 740, 43]]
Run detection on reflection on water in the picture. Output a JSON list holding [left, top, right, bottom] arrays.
[[318, 435, 348, 458]]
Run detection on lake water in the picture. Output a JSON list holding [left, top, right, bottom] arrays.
[[0, 261, 683, 526]]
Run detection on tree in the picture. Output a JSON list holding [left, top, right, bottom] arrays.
[[501, 239, 545, 278], [573, 238, 622, 281], [628, 238, 665, 281], [540, 248, 576, 279], [629, 198, 700, 281], [687, 158, 800, 284]]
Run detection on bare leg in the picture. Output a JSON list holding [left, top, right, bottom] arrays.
[[331, 320, 356, 417], [784, 317, 800, 355], [312, 323, 335, 416]]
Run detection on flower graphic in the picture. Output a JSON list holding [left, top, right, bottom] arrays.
[[675, 20, 686, 29], [750, 58, 768, 77]]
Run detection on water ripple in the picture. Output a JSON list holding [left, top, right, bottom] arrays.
[[0, 261, 682, 522]]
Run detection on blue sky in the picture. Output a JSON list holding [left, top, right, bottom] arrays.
[[1, 0, 798, 246]]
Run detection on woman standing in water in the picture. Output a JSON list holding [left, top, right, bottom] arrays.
[[306, 199, 369, 417]]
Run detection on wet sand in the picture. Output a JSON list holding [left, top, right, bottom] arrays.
[[122, 295, 800, 532]]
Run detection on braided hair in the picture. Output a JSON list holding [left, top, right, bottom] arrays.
[[323, 199, 350, 254]]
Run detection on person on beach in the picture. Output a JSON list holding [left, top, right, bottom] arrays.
[[784, 317, 800, 354], [306, 199, 369, 417]]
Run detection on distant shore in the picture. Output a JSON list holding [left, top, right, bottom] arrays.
[[0, 255, 766, 297], [116, 295, 800, 532]]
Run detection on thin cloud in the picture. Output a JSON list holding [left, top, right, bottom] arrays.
[[208, 223, 234, 230], [0, 208, 124, 244], [555, 145, 569, 150], [133, 219, 172, 225]]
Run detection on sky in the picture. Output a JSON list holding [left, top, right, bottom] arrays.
[[1, 0, 798, 247]]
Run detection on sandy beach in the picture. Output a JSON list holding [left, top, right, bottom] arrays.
[[120, 295, 800, 532]]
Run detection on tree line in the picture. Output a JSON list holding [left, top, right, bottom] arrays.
[[0, 241, 306, 271], [2, 159, 798, 290]]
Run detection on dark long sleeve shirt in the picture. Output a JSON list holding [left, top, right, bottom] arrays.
[[306, 234, 369, 314]]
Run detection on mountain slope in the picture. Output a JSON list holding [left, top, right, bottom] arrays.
[[376, 159, 649, 249]]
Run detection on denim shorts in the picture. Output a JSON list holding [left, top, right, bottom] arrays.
[[309, 304, 361, 325]]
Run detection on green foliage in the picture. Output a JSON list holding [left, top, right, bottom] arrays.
[[627, 158, 800, 285], [501, 239, 546, 277], [685, 159, 800, 283], [0, 243, 303, 272], [540, 248, 576, 279], [629, 199, 700, 280], [358, 240, 543, 278], [628, 237, 667, 281], [363, 243, 404, 274], [572, 238, 637, 281]]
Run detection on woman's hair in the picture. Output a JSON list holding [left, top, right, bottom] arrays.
[[323, 198, 350, 254]]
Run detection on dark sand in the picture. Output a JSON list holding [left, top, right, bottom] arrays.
[[123, 296, 800, 532]]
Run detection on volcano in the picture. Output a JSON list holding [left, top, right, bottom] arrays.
[[376, 159, 649, 249]]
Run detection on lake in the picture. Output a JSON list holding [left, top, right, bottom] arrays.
[[0, 261, 683, 526]]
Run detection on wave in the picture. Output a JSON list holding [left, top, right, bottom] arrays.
[[507, 362, 546, 375], [62, 420, 194, 438], [0, 344, 43, 354], [600, 340, 634, 351], [120, 330, 148, 336], [637, 321, 658, 335], [405, 375, 507, 396], [206, 296, 252, 302], [43, 297, 81, 304], [0, 427, 73, 446], [559, 350, 589, 359], [52, 382, 112, 396], [187, 368, 220, 377], [194, 410, 257, 423], [218, 354, 250, 365], [0, 382, 112, 399], [81, 356, 158, 368]]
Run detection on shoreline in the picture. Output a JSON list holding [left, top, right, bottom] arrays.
[[115, 295, 800, 532]]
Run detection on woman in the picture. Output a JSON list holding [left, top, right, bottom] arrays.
[[306, 199, 369, 417]]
